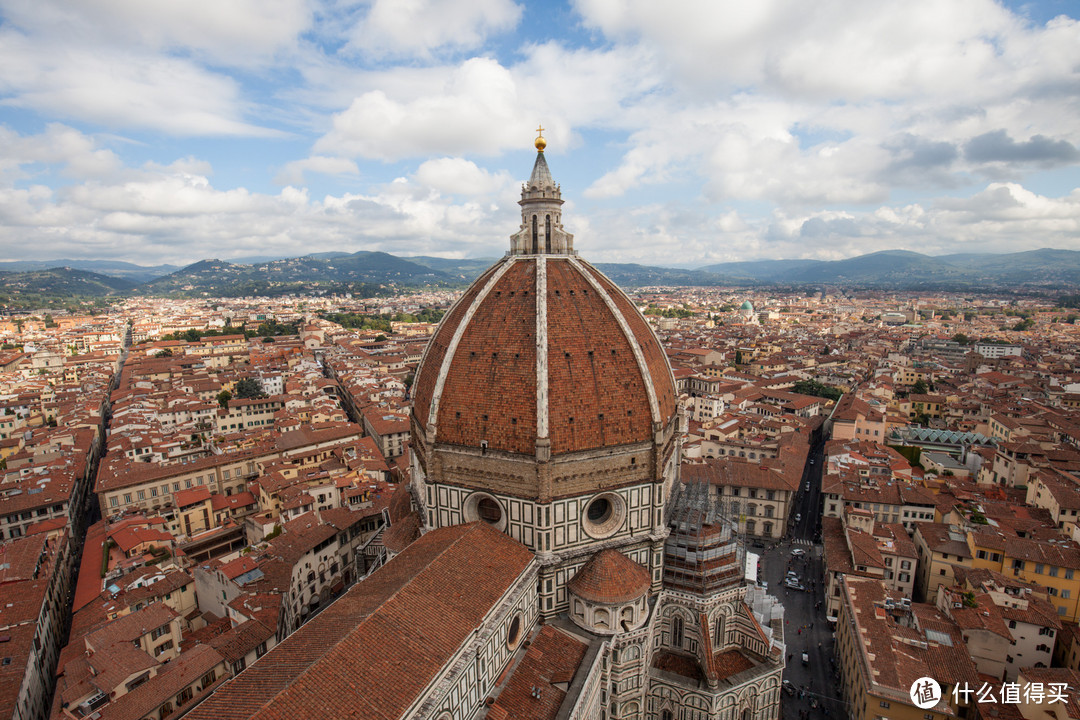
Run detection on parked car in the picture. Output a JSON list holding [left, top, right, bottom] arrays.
[[804, 482, 810, 491], [794, 513, 802, 523], [801, 652, 809, 665], [783, 680, 796, 696], [791, 548, 806, 556]]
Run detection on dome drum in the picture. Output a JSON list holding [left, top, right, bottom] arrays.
[[416, 429, 675, 504]]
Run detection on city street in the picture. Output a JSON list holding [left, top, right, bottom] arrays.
[[759, 437, 848, 718]]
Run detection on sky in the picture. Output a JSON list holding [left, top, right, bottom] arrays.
[[1, 0, 1079, 268]]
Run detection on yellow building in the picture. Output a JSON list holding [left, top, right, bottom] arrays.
[[967, 529, 1080, 622], [836, 576, 977, 720], [913, 523, 973, 602]]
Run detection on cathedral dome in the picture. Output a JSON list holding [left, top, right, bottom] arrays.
[[567, 549, 651, 604], [412, 139, 676, 461], [412, 252, 677, 458]]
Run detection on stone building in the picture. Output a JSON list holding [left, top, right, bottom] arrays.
[[189, 133, 785, 720]]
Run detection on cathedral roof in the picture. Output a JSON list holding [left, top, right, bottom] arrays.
[[186, 522, 533, 720], [412, 255, 677, 456], [567, 549, 651, 604]]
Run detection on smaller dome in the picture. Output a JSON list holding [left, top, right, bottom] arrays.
[[740, 300, 754, 312], [567, 549, 651, 604]]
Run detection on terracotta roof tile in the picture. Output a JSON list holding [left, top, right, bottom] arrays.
[[489, 625, 588, 720], [567, 549, 650, 604], [187, 522, 533, 720]]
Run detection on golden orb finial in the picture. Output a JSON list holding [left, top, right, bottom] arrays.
[[534, 124, 546, 152]]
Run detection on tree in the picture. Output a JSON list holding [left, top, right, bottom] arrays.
[[951, 333, 970, 345], [912, 379, 929, 395], [217, 390, 232, 409], [735, 350, 744, 366], [234, 377, 265, 399], [154, 349, 173, 358], [1012, 318, 1035, 332], [791, 379, 843, 402], [43, 313, 56, 328]]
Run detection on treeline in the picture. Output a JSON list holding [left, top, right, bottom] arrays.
[[320, 309, 446, 332], [791, 379, 843, 402], [148, 321, 301, 343], [644, 305, 693, 318]]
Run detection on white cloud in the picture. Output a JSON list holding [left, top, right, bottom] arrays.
[[413, 158, 512, 196], [314, 57, 528, 160], [0, 124, 123, 184], [0, 127, 524, 263], [0, 31, 279, 136], [0, 0, 312, 66], [572, 0, 1055, 102], [345, 0, 522, 59], [307, 42, 653, 163], [573, 0, 1080, 209], [275, 156, 361, 185]]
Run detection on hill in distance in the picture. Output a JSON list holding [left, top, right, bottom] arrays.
[[140, 251, 449, 297], [701, 248, 1080, 287], [8, 247, 1080, 300], [0, 259, 178, 283], [0, 267, 137, 300]]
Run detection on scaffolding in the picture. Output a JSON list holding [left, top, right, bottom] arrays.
[[663, 478, 746, 596]]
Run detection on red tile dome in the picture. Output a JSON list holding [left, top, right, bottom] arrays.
[[567, 549, 652, 604], [411, 253, 677, 457]]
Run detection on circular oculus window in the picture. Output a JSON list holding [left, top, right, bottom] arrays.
[[507, 613, 524, 649], [582, 493, 626, 539], [464, 492, 507, 531]]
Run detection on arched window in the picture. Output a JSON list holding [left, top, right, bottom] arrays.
[[531, 215, 538, 253], [715, 615, 724, 645], [746, 519, 756, 535], [672, 615, 684, 648], [662, 711, 674, 720], [545, 214, 551, 253]]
